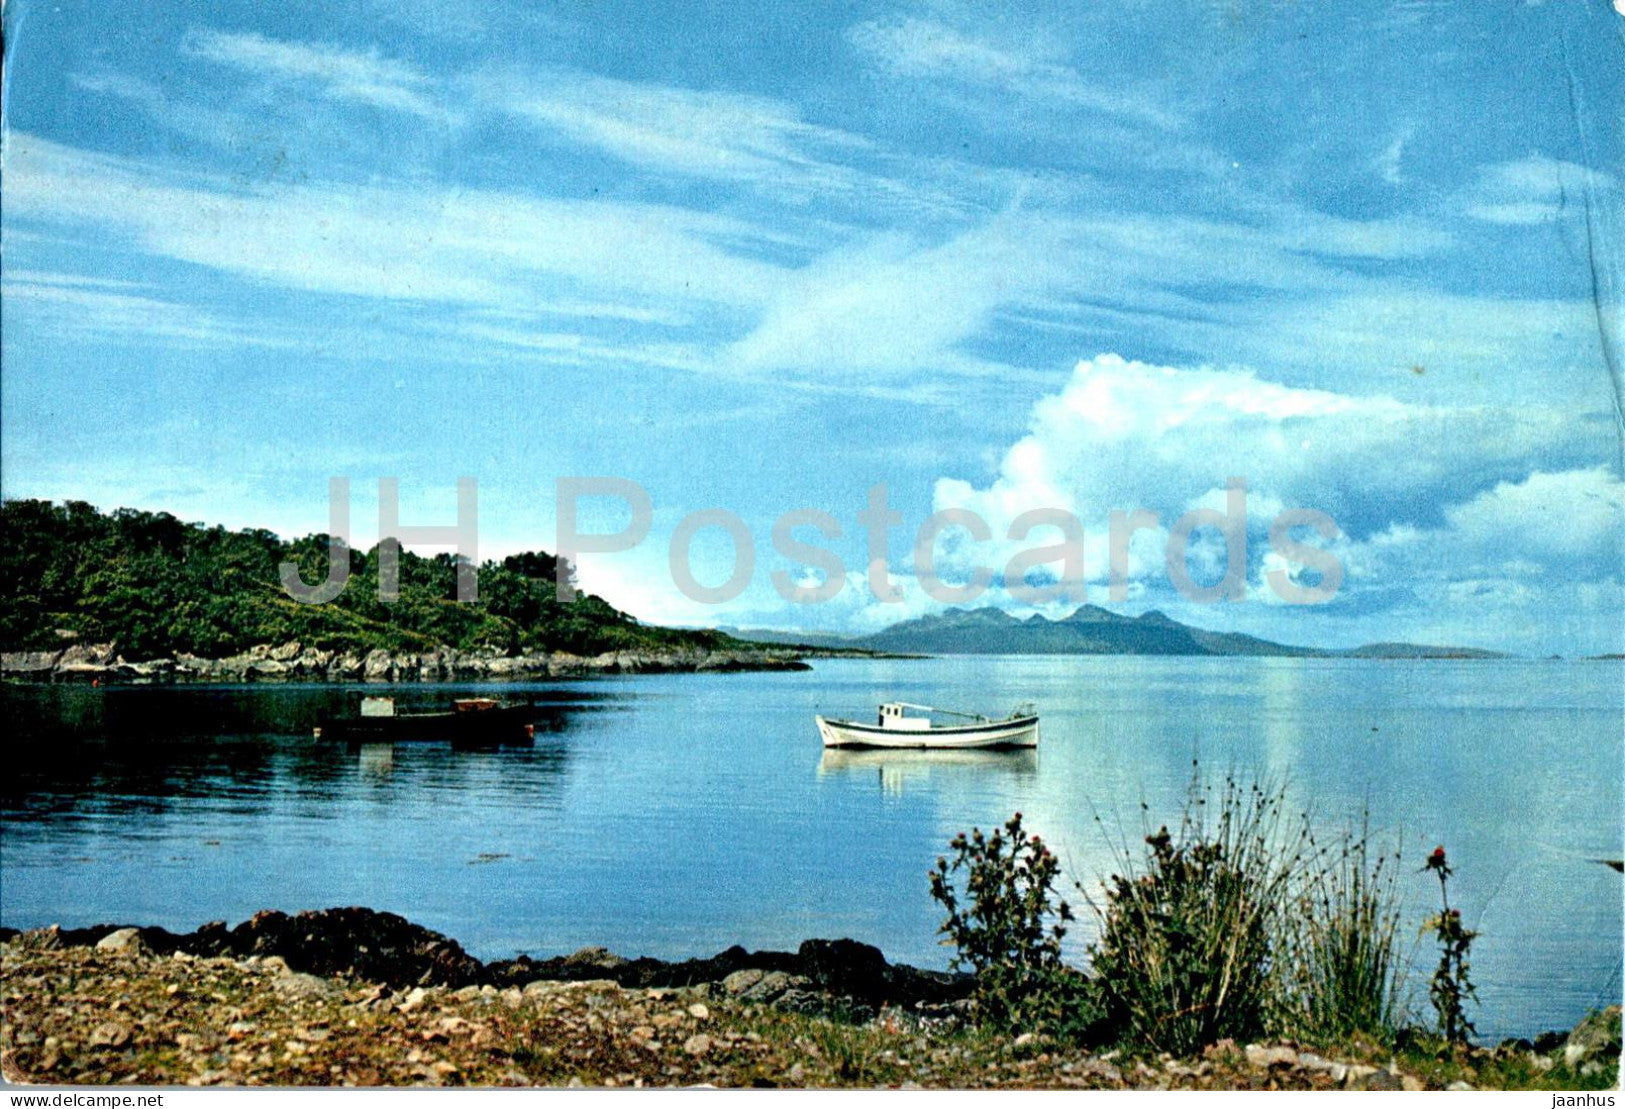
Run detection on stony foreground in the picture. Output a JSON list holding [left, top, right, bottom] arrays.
[[3, 938, 1619, 1089]]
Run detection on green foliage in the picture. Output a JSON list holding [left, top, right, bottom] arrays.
[[1085, 775, 1307, 1054], [0, 498, 737, 661], [1422, 846, 1478, 1043], [928, 812, 1086, 1034], [1280, 818, 1406, 1041]]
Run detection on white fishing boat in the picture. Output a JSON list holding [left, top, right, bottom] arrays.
[[815, 701, 1038, 750]]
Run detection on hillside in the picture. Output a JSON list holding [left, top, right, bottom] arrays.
[[0, 499, 739, 662], [735, 605, 1504, 659]]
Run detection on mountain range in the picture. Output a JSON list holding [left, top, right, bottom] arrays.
[[728, 605, 1505, 659]]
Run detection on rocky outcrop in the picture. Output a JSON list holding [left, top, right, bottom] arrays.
[[0, 908, 966, 1018], [1, 642, 812, 683]]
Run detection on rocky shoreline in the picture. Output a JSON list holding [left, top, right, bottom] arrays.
[[2, 908, 1619, 1089], [1, 641, 813, 683], [0, 908, 967, 1021]]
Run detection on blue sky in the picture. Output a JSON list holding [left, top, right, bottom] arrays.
[[2, 0, 1622, 654]]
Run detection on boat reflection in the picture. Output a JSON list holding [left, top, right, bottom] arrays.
[[818, 746, 1037, 797], [357, 742, 394, 779]]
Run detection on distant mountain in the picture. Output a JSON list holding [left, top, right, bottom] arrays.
[[1339, 641, 1506, 660], [734, 606, 1506, 659]]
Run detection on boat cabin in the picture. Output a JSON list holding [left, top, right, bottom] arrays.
[[877, 702, 931, 731]]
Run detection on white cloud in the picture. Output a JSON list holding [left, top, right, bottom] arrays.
[[183, 29, 449, 121], [2, 133, 785, 314], [1373, 128, 1412, 185], [1365, 466, 1625, 578], [1, 271, 297, 350], [847, 17, 1180, 130], [484, 68, 866, 184], [1461, 155, 1618, 225], [921, 354, 1607, 602], [729, 212, 1049, 378]]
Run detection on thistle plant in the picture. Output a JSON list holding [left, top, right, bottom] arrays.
[[929, 812, 1077, 1031], [1422, 845, 1477, 1043]]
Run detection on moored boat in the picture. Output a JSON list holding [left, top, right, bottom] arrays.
[[315, 696, 535, 747], [815, 701, 1038, 750]]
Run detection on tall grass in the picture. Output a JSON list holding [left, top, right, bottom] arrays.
[[935, 766, 1412, 1053], [1083, 772, 1311, 1054], [1078, 767, 1407, 1053], [1280, 817, 1406, 1041]]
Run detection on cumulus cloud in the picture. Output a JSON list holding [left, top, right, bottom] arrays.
[[919, 354, 1617, 613]]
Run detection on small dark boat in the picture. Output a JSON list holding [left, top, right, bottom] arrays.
[[315, 696, 535, 747]]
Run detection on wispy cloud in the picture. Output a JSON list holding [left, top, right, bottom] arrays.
[[182, 29, 450, 122], [484, 68, 867, 182], [3, 133, 784, 312], [2, 270, 297, 350], [1460, 154, 1618, 225], [847, 16, 1181, 131]]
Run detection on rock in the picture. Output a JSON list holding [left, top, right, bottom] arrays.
[[2, 650, 63, 674], [1401, 1075, 1425, 1092], [1357, 1068, 1405, 1091], [1447, 1081, 1475, 1091], [1342, 1064, 1378, 1086], [1532, 1030, 1567, 1054], [216, 907, 483, 988], [362, 650, 394, 681], [270, 640, 302, 661], [563, 945, 628, 972], [683, 1033, 712, 1057], [272, 972, 340, 1001], [59, 642, 117, 667], [722, 969, 764, 996], [18, 924, 64, 951], [1243, 1044, 1298, 1068], [1013, 1032, 1038, 1048], [797, 937, 890, 1000], [1563, 1006, 1621, 1067], [89, 1021, 132, 1048], [1296, 1053, 1347, 1082], [95, 928, 150, 956]]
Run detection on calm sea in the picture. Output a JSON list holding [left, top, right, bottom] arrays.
[[3, 657, 1620, 1041]]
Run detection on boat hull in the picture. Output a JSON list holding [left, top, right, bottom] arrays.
[[317, 704, 535, 747], [815, 714, 1038, 750]]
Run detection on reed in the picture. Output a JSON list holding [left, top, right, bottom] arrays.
[[1278, 815, 1407, 1041], [1082, 771, 1312, 1054]]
